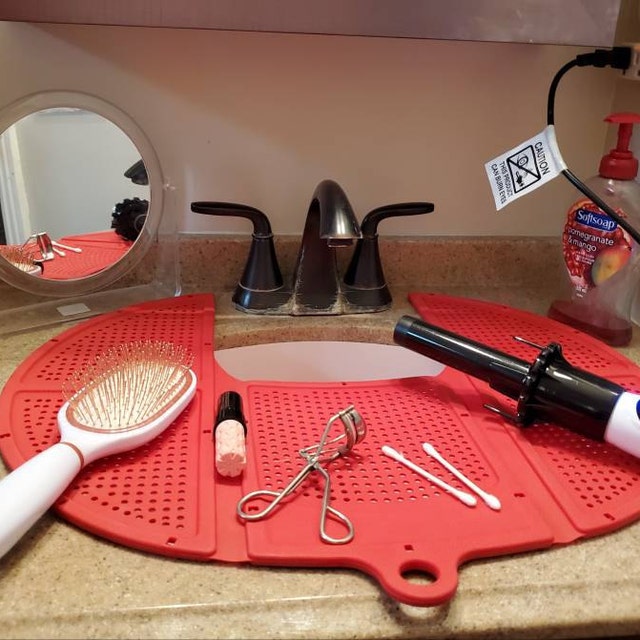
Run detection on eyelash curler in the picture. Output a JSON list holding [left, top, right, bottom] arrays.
[[237, 405, 366, 545]]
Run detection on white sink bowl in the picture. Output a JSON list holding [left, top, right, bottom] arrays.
[[215, 340, 443, 382]]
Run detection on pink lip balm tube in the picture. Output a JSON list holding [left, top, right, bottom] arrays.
[[214, 391, 247, 478]]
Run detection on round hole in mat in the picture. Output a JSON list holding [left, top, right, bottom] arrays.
[[401, 565, 437, 586]]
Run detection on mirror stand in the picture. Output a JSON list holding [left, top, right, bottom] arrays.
[[0, 187, 181, 336], [0, 91, 181, 336]]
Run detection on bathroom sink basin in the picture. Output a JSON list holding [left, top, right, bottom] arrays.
[[215, 340, 443, 382]]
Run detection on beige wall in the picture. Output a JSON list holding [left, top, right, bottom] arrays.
[[1, 21, 639, 237]]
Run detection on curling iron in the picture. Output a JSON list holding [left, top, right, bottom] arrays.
[[393, 315, 640, 459]]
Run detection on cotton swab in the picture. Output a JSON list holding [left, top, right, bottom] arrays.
[[52, 240, 82, 253], [422, 442, 502, 511], [381, 445, 477, 507]]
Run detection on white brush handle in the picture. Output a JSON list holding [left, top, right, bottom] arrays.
[[0, 443, 83, 558], [381, 445, 477, 507]]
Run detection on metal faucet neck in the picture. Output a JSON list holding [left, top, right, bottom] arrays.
[[291, 180, 361, 315]]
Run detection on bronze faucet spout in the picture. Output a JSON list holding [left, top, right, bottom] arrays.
[[291, 179, 361, 315]]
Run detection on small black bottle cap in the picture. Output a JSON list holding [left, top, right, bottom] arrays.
[[215, 391, 247, 435]]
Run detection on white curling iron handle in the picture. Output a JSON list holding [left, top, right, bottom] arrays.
[[605, 392, 640, 459], [0, 443, 82, 559]]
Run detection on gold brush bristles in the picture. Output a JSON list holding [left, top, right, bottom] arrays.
[[0, 246, 40, 273], [63, 341, 194, 431]]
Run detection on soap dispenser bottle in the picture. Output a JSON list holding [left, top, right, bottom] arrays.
[[548, 112, 640, 346]]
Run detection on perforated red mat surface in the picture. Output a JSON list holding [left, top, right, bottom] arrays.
[[2, 292, 640, 607], [39, 231, 131, 280]]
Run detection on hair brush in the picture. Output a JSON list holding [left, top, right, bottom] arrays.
[[0, 340, 197, 558], [0, 245, 42, 275]]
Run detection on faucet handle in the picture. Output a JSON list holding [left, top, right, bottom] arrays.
[[191, 201, 274, 236], [191, 201, 288, 311], [359, 202, 434, 237], [343, 201, 434, 312]]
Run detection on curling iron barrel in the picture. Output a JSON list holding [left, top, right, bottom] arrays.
[[393, 315, 640, 457]]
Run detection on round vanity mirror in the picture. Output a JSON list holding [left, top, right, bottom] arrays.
[[0, 91, 163, 297]]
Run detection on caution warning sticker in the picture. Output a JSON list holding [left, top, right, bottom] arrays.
[[485, 125, 567, 211]]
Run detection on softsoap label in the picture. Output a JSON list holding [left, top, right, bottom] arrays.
[[485, 125, 566, 210], [562, 198, 631, 296]]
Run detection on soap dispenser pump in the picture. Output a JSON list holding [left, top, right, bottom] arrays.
[[599, 112, 640, 179], [548, 112, 640, 346]]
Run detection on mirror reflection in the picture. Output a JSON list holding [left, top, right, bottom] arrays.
[[0, 108, 149, 280]]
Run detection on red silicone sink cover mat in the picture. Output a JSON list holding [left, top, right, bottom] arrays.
[[36, 231, 131, 280], [2, 292, 640, 607]]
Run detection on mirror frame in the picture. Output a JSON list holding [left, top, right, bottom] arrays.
[[0, 90, 163, 297]]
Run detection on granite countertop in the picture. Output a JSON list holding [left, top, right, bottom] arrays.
[[1, 237, 640, 639]]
